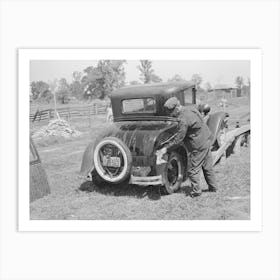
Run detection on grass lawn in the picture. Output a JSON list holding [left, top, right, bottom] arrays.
[[30, 146, 250, 220], [30, 98, 250, 220]]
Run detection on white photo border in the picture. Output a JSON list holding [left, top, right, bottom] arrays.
[[19, 48, 262, 232]]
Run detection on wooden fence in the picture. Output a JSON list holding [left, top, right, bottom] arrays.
[[30, 104, 107, 123]]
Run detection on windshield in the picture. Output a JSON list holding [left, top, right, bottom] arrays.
[[122, 98, 156, 114]]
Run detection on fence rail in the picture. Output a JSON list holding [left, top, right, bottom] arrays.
[[30, 104, 107, 122]]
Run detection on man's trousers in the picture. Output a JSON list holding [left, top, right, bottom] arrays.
[[187, 146, 217, 193]]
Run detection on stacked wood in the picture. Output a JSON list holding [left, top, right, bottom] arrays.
[[32, 119, 81, 139]]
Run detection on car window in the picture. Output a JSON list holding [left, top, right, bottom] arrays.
[[122, 98, 156, 114], [183, 89, 193, 104]]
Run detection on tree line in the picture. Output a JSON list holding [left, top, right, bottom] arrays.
[[30, 60, 250, 104]]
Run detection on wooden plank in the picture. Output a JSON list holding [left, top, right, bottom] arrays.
[[213, 124, 250, 165]]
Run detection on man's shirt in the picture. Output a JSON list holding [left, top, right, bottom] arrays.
[[165, 106, 212, 152]]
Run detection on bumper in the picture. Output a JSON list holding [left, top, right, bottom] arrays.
[[129, 175, 163, 186], [78, 172, 164, 186]]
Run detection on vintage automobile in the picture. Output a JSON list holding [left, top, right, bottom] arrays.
[[80, 82, 228, 194]]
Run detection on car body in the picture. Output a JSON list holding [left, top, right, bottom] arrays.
[[106, 106, 113, 122], [30, 138, 51, 202], [80, 82, 228, 193]]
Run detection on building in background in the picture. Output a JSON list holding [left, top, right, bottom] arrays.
[[210, 84, 239, 98]]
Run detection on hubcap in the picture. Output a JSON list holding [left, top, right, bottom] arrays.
[[98, 144, 124, 178]]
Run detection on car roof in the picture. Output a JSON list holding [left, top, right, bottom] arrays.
[[111, 82, 195, 99]]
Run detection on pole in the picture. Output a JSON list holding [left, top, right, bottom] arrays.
[[68, 107, 71, 122], [88, 106, 91, 128]]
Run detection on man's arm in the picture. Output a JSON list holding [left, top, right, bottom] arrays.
[[164, 120, 188, 150]]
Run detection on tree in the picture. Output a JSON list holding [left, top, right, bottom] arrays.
[[204, 82, 213, 92], [72, 71, 83, 83], [129, 80, 141, 85], [191, 74, 203, 89], [235, 76, 244, 97], [235, 76, 244, 89], [56, 78, 70, 104], [69, 81, 84, 100], [69, 71, 84, 99], [83, 66, 95, 75], [137, 60, 162, 84], [30, 81, 52, 102], [168, 74, 186, 82], [82, 60, 126, 99], [247, 78, 251, 88], [247, 78, 251, 98], [48, 79, 59, 117]]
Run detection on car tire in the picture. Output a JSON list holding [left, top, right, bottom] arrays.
[[91, 168, 105, 186], [162, 151, 184, 194], [93, 137, 132, 184]]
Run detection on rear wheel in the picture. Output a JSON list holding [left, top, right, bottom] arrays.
[[93, 137, 132, 184], [91, 169, 105, 186], [162, 151, 184, 194]]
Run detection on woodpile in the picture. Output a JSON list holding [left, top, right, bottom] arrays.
[[32, 119, 81, 139]]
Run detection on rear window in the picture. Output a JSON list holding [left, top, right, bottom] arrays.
[[122, 98, 156, 114], [184, 89, 193, 104]]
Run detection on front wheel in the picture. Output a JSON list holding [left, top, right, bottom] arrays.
[[162, 151, 184, 194]]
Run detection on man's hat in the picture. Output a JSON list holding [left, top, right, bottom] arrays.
[[164, 97, 180, 110]]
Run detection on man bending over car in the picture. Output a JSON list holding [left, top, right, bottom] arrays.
[[159, 97, 217, 197]]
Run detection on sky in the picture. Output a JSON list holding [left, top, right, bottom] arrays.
[[30, 60, 250, 87]]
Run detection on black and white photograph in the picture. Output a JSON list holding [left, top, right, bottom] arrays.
[[27, 54, 252, 222], [2, 1, 280, 280]]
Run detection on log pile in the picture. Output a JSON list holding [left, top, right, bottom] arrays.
[[32, 119, 81, 139]]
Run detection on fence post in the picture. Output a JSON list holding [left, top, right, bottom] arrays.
[[67, 107, 71, 122], [88, 106, 91, 128], [95, 103, 98, 115]]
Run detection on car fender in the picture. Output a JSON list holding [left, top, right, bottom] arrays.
[[79, 141, 96, 177], [206, 111, 229, 145]]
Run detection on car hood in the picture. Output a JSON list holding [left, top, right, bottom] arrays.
[[100, 121, 178, 156]]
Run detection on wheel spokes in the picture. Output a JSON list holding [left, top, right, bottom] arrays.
[[167, 159, 179, 185]]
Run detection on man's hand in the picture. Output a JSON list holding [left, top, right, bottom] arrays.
[[156, 147, 167, 164], [156, 147, 167, 156]]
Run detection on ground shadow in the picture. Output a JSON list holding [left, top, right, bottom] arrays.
[[180, 185, 193, 197], [79, 181, 165, 200]]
